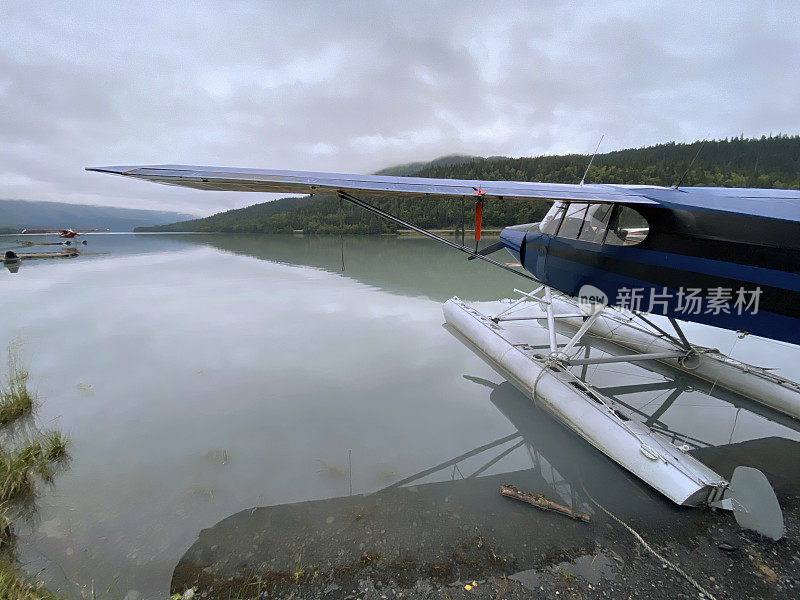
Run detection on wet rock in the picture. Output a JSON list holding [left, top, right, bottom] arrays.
[[509, 568, 540, 590], [414, 579, 433, 595]]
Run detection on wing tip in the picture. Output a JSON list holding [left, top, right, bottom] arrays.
[[85, 166, 139, 175]]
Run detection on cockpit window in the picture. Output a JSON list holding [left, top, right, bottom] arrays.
[[578, 203, 614, 243], [605, 205, 649, 246], [542, 202, 648, 246], [539, 202, 566, 235], [555, 203, 589, 239]]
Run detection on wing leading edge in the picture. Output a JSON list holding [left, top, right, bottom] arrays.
[[87, 164, 800, 221], [85, 165, 658, 205]]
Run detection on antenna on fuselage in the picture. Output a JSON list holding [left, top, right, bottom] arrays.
[[580, 134, 604, 186], [673, 138, 707, 190]]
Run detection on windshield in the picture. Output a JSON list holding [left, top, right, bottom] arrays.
[[539, 202, 567, 235]]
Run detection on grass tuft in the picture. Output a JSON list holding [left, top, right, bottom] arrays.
[[0, 450, 37, 506], [0, 341, 71, 599], [41, 431, 69, 463], [0, 347, 35, 426], [0, 553, 64, 600], [0, 342, 71, 510]]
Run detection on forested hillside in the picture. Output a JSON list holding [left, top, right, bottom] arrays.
[[138, 135, 800, 234], [417, 134, 800, 188]]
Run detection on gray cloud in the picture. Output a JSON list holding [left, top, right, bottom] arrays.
[[1, 0, 798, 215]]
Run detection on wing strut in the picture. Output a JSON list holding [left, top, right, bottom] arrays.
[[337, 191, 539, 283]]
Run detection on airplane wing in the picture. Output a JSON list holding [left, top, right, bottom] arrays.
[[86, 163, 800, 230], [85, 163, 800, 283], [86, 165, 660, 205], [86, 165, 800, 220], [74, 229, 109, 233]]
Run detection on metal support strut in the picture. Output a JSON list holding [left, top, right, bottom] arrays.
[[544, 286, 558, 354], [337, 191, 539, 282]]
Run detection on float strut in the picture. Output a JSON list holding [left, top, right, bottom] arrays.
[[544, 287, 558, 354], [668, 316, 692, 350], [560, 305, 605, 356], [493, 285, 544, 320], [566, 350, 685, 366]]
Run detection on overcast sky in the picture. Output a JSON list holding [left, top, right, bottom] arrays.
[[1, 1, 798, 216]]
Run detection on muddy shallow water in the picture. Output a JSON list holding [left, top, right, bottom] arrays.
[[1, 233, 798, 599]]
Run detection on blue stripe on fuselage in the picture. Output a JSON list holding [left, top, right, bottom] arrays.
[[536, 249, 799, 345], [546, 237, 800, 292], [501, 227, 799, 343]]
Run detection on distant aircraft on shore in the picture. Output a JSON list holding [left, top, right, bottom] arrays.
[[21, 228, 108, 241]]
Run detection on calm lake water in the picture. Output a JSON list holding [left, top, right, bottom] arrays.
[[1, 233, 798, 598]]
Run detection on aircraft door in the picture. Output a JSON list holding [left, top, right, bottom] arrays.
[[522, 201, 566, 279], [542, 202, 588, 284], [543, 202, 619, 294]]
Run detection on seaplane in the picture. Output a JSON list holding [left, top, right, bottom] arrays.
[[20, 227, 108, 243], [87, 161, 800, 539]]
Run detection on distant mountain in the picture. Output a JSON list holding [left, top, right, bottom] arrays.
[[0, 199, 194, 232], [137, 135, 800, 235], [374, 154, 492, 176]]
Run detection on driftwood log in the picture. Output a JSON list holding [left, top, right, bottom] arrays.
[[500, 484, 591, 522]]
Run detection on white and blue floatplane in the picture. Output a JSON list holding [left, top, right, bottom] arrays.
[[87, 163, 800, 539]]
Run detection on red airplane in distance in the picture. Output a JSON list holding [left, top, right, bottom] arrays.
[[21, 228, 108, 239]]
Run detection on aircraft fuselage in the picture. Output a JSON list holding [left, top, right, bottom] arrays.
[[500, 200, 800, 345]]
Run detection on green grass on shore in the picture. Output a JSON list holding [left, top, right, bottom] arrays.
[[0, 555, 64, 600], [0, 348, 35, 425], [0, 341, 70, 599]]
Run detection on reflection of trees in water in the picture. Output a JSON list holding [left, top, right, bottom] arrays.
[[165, 233, 528, 302]]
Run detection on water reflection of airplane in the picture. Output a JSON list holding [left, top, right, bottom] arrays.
[[171, 373, 799, 595], [381, 342, 800, 520], [166, 390, 675, 595], [2, 247, 109, 274], [15, 239, 70, 247], [549, 319, 800, 439], [459, 376, 798, 519], [90, 164, 800, 536], [379, 383, 634, 521]]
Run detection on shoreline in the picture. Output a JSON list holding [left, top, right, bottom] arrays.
[[171, 464, 800, 600], [171, 498, 800, 600]]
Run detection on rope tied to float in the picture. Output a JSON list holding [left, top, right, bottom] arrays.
[[531, 352, 562, 406], [579, 478, 719, 600]]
